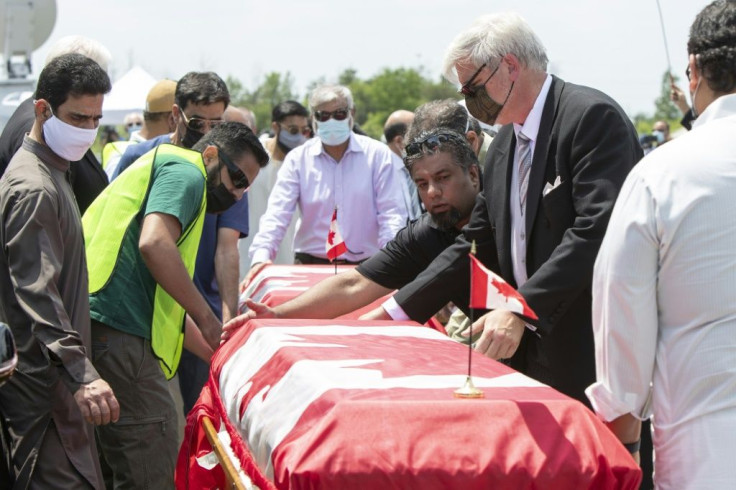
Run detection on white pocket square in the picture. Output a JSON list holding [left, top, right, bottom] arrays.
[[543, 175, 562, 196]]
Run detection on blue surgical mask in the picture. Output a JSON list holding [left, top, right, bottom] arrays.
[[278, 128, 308, 150], [316, 118, 351, 146], [652, 130, 665, 144]]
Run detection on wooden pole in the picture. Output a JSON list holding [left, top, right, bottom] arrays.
[[202, 416, 247, 490]]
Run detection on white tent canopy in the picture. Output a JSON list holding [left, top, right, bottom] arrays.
[[102, 66, 157, 125]]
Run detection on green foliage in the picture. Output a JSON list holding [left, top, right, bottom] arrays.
[[636, 71, 685, 135], [225, 66, 460, 139]]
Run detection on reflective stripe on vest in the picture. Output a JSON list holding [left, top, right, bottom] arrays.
[[83, 144, 207, 379]]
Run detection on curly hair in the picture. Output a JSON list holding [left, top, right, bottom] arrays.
[[688, 0, 736, 93]]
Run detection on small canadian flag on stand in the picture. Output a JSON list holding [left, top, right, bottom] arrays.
[[326, 207, 348, 262], [469, 254, 538, 319]]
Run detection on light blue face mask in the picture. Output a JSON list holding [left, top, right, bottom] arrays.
[[316, 118, 351, 146], [652, 130, 665, 144], [278, 128, 308, 150]]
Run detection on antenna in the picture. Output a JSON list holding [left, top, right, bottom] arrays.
[[0, 0, 57, 79]]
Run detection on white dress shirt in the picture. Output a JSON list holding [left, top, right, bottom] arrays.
[[249, 133, 407, 264], [509, 75, 552, 288], [391, 153, 422, 221], [586, 94, 736, 489]]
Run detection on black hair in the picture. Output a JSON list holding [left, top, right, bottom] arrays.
[[404, 128, 478, 174], [406, 99, 471, 144], [688, 0, 736, 93], [272, 100, 309, 123], [35, 53, 111, 112], [193, 122, 269, 168], [175, 72, 230, 111], [384, 122, 408, 143]]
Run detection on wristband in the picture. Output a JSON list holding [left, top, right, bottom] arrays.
[[622, 439, 641, 454]]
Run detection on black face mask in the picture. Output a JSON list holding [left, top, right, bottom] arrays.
[[206, 182, 236, 214], [465, 81, 514, 126], [182, 127, 204, 149]]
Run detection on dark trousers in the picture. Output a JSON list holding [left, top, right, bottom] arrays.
[[294, 252, 364, 265]]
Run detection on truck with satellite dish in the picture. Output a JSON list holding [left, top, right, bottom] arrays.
[[0, 0, 56, 131]]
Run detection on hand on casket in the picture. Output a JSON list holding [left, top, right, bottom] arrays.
[[220, 299, 275, 343], [468, 309, 525, 360], [240, 261, 272, 293]]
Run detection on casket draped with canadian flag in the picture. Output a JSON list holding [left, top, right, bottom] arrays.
[[175, 319, 641, 489]]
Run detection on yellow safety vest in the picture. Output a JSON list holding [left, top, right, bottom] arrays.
[[101, 140, 134, 170], [83, 144, 207, 379]]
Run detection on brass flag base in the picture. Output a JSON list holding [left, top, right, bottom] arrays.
[[453, 376, 484, 399]]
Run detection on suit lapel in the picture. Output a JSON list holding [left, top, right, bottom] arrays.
[[524, 76, 563, 236], [487, 125, 515, 280]]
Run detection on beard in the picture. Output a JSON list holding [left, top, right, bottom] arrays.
[[430, 207, 463, 231]]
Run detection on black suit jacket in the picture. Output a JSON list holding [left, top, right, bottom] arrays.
[[393, 76, 642, 403], [0, 97, 108, 214]]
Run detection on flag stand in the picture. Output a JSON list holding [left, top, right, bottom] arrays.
[[454, 240, 484, 399]]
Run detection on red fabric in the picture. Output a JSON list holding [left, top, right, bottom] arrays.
[[469, 254, 538, 319], [177, 319, 641, 489], [325, 208, 347, 261]]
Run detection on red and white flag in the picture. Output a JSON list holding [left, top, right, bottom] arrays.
[[325, 208, 347, 262], [469, 254, 538, 319]]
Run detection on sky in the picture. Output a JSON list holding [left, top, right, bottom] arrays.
[[19, 0, 710, 120]]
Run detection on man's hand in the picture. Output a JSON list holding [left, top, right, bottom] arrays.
[[670, 84, 691, 114], [240, 261, 271, 293], [220, 299, 275, 343], [467, 309, 525, 360], [358, 306, 391, 321], [197, 313, 223, 350], [74, 379, 120, 425]]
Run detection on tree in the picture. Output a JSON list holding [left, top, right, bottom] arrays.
[[226, 72, 298, 133], [653, 71, 682, 121]]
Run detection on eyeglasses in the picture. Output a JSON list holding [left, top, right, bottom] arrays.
[[279, 123, 312, 136], [459, 61, 502, 97], [405, 132, 467, 158], [216, 146, 249, 189], [181, 111, 225, 133], [313, 108, 350, 122]]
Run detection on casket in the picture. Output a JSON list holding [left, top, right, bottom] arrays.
[[175, 319, 641, 489]]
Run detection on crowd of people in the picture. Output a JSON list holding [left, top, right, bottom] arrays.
[[1, 1, 735, 489]]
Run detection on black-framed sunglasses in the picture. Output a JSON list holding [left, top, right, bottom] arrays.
[[405, 132, 467, 158], [181, 111, 225, 133], [313, 108, 350, 122], [459, 61, 502, 97], [216, 146, 249, 189]]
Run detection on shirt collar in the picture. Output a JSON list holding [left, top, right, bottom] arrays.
[[692, 93, 736, 129], [22, 134, 69, 172], [513, 74, 553, 143]]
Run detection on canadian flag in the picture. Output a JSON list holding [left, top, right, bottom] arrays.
[[469, 254, 538, 319], [325, 208, 347, 262]]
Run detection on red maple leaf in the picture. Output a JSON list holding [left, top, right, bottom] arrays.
[[491, 277, 518, 303], [328, 230, 336, 245]]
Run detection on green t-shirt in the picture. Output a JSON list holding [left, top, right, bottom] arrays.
[[89, 159, 204, 339]]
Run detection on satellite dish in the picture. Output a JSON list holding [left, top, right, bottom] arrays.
[[0, 0, 57, 52]]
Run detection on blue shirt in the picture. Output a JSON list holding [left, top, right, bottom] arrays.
[[112, 134, 250, 320]]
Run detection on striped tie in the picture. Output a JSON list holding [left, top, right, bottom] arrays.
[[517, 132, 532, 213]]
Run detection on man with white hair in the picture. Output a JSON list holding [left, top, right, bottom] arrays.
[[0, 35, 112, 213], [373, 13, 641, 408], [247, 84, 406, 277]]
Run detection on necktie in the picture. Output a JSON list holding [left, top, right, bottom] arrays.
[[517, 132, 532, 213]]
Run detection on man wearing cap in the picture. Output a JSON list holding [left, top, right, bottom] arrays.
[[101, 79, 176, 178]]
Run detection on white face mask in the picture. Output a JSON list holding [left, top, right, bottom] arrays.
[[43, 113, 99, 161], [316, 117, 351, 146]]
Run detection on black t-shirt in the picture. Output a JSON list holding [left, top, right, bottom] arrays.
[[357, 213, 460, 290], [0, 97, 108, 214]]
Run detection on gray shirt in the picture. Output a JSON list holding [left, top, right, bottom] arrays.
[[0, 135, 102, 487]]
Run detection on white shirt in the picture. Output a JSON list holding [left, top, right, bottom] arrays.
[[238, 136, 299, 276], [586, 94, 736, 489], [509, 75, 552, 287], [391, 153, 422, 221], [249, 133, 407, 264]]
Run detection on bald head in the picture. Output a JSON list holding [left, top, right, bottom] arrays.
[[225, 106, 257, 132], [383, 110, 414, 157]]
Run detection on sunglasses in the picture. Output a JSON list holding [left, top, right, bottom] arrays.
[[181, 111, 225, 133], [216, 146, 249, 189], [279, 123, 312, 136], [459, 61, 502, 97], [313, 108, 350, 122], [405, 132, 466, 158]]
